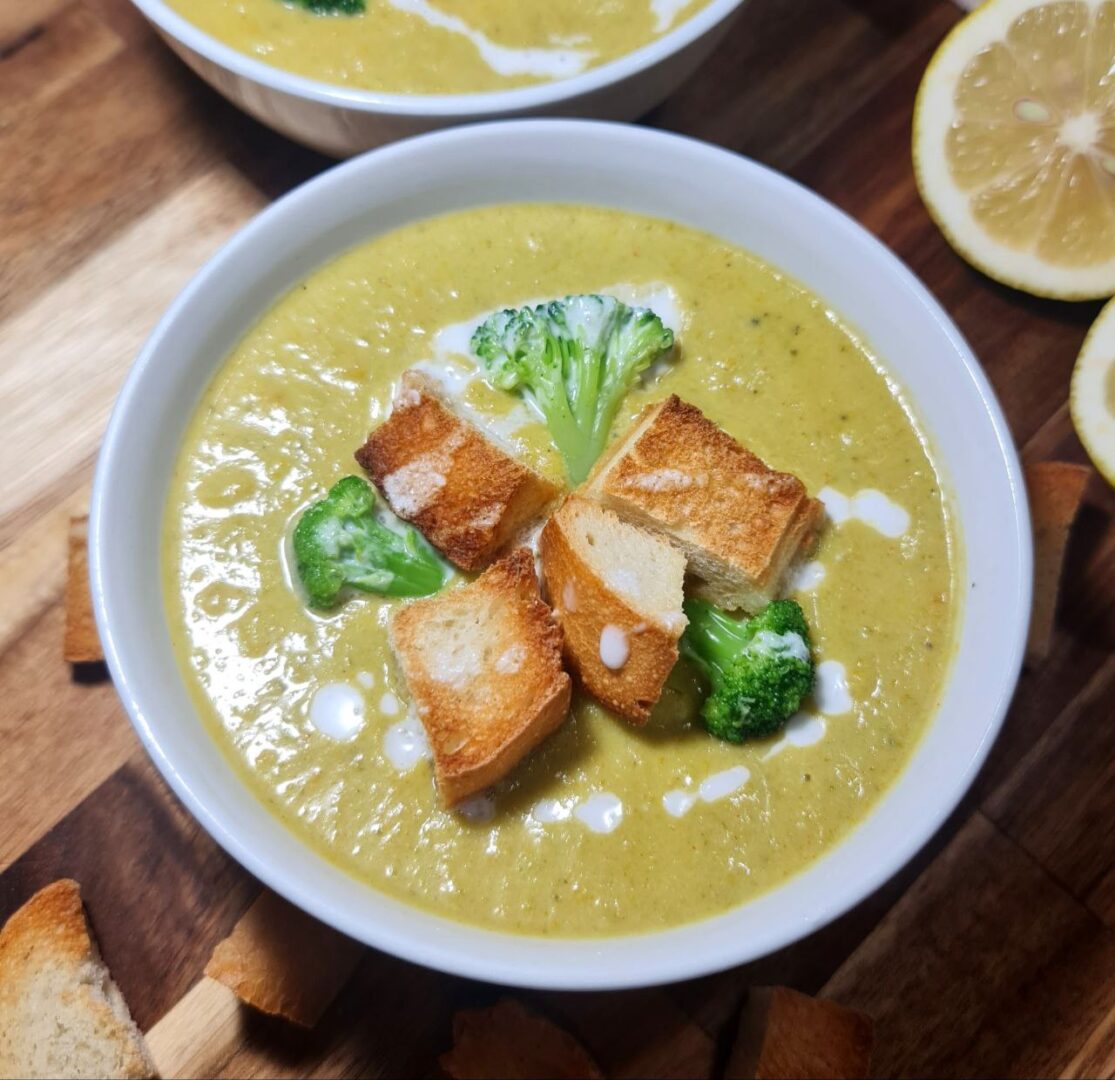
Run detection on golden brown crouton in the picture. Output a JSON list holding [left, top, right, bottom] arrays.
[[389, 549, 572, 805], [64, 516, 103, 664], [1025, 460, 1092, 666], [540, 495, 686, 724], [584, 395, 822, 612], [356, 371, 559, 571], [0, 880, 157, 1079], [441, 998, 603, 1080], [204, 889, 362, 1029], [725, 986, 873, 1079]]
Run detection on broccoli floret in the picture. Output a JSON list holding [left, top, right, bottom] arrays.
[[470, 294, 674, 483], [680, 598, 815, 743], [293, 476, 445, 609], [290, 0, 363, 13]]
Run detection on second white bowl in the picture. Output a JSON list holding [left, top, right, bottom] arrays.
[[128, 0, 747, 156]]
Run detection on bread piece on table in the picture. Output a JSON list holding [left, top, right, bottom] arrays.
[[441, 998, 603, 1080], [584, 395, 822, 613], [390, 548, 572, 804], [203, 889, 362, 1028], [725, 986, 873, 1080], [355, 370, 560, 572], [0, 880, 156, 1080], [64, 516, 103, 664], [540, 495, 686, 724], [1025, 461, 1092, 666]]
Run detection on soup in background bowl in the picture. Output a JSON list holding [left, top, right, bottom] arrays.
[[165, 0, 717, 95], [91, 122, 1030, 989], [128, 0, 747, 155]]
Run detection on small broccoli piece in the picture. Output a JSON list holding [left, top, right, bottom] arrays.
[[290, 0, 364, 13], [293, 476, 445, 609], [470, 294, 674, 484], [680, 598, 815, 743]]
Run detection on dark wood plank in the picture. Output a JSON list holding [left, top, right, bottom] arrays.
[[653, 0, 953, 171], [0, 751, 259, 1031], [975, 474, 1115, 800], [216, 950, 458, 1079], [985, 651, 1115, 925], [823, 814, 1115, 1078]]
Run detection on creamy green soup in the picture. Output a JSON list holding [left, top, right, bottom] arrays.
[[166, 0, 714, 95], [164, 204, 960, 937]]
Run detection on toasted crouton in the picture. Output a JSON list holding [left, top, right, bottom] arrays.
[[355, 371, 560, 571], [584, 396, 822, 612], [441, 998, 604, 1080], [1025, 461, 1092, 665], [204, 889, 362, 1028], [389, 548, 571, 804], [0, 880, 157, 1079], [64, 516, 103, 664], [725, 986, 873, 1080], [540, 495, 686, 724]]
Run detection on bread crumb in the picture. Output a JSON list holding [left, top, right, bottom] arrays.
[[383, 457, 448, 517], [495, 644, 527, 674], [628, 468, 707, 492]]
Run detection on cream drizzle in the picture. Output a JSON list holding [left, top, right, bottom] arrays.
[[650, 0, 692, 33], [599, 625, 630, 670], [819, 486, 909, 538], [386, 0, 591, 79], [383, 715, 432, 771], [663, 764, 751, 818], [308, 682, 365, 742], [813, 660, 853, 716], [787, 559, 826, 594], [764, 712, 827, 761], [531, 793, 624, 833], [573, 793, 625, 834]]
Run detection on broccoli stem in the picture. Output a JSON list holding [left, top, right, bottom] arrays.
[[680, 598, 815, 743], [470, 295, 674, 484], [679, 599, 751, 680]]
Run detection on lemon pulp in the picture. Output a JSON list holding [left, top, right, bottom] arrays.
[[949, 3, 1115, 266]]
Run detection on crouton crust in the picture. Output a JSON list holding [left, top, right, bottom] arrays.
[[0, 880, 157, 1079], [1025, 461, 1092, 665], [204, 889, 362, 1028], [389, 549, 572, 804], [64, 516, 103, 664], [585, 395, 821, 612], [356, 372, 559, 571], [540, 496, 685, 725]]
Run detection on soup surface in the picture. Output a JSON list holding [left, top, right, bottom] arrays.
[[164, 204, 960, 937], [166, 0, 715, 94]]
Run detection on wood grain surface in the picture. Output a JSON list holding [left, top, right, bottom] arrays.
[[2, 0, 1114, 1077]]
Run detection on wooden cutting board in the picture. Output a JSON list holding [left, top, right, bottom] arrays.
[[3, 0, 1114, 1076]]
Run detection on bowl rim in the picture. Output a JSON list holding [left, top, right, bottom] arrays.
[[90, 119, 1031, 990], [127, 0, 747, 117]]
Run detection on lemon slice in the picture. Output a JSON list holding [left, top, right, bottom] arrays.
[[914, 0, 1115, 300], [1072, 298, 1115, 483]]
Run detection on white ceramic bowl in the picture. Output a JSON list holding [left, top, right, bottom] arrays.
[[128, 0, 746, 156], [91, 121, 1031, 990]]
